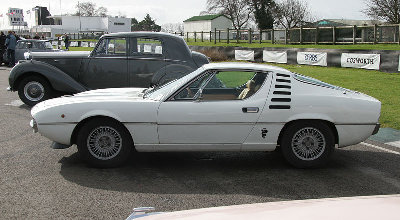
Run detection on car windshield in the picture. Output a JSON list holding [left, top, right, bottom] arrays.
[[44, 41, 53, 49], [144, 67, 206, 101]]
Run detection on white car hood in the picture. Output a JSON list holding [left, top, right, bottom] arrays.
[[32, 87, 148, 115]]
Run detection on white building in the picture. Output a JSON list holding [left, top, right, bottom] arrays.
[[183, 14, 233, 40], [0, 8, 29, 32], [32, 15, 131, 38]]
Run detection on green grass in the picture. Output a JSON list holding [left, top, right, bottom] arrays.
[[267, 63, 400, 130], [217, 71, 254, 87], [187, 40, 400, 50], [61, 47, 94, 51]]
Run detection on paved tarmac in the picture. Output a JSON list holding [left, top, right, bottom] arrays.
[[1, 66, 400, 219]]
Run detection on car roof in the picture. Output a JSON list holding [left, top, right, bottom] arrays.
[[102, 32, 184, 40], [202, 62, 293, 74]]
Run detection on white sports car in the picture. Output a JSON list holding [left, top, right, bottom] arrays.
[[30, 63, 381, 168]]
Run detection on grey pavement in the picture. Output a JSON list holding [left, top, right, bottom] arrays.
[[1, 67, 400, 219]]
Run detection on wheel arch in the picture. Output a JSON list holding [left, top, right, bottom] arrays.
[[277, 119, 339, 146], [14, 71, 53, 92], [70, 115, 134, 147], [10, 61, 87, 93]]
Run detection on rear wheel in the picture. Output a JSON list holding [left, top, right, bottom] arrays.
[[18, 76, 53, 106], [77, 118, 133, 168], [281, 121, 335, 168]]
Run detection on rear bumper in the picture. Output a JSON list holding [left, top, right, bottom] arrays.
[[372, 123, 380, 135]]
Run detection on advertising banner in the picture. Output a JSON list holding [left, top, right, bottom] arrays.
[[263, 51, 287, 64], [89, 42, 96, 47], [70, 41, 78, 47], [81, 42, 89, 47], [297, 52, 328, 66], [235, 50, 255, 61], [341, 53, 380, 70]]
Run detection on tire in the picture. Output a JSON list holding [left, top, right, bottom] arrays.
[[280, 121, 335, 168], [18, 76, 53, 106], [77, 118, 133, 168]]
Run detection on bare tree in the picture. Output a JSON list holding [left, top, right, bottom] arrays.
[[207, 0, 254, 29], [75, 2, 108, 17], [274, 0, 314, 28], [363, 0, 400, 23], [96, 7, 108, 17]]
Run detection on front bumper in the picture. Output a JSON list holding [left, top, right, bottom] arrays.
[[30, 119, 38, 133], [372, 123, 380, 135]]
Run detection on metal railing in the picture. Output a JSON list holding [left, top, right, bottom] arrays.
[[182, 24, 400, 45]]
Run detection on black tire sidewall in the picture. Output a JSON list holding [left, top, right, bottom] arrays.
[[281, 121, 335, 168], [18, 76, 53, 106], [77, 119, 133, 168]]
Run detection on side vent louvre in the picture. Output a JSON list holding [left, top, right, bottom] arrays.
[[275, 85, 291, 89], [276, 79, 291, 83], [273, 91, 291, 95], [276, 73, 290, 78], [271, 98, 291, 102], [269, 105, 291, 109]]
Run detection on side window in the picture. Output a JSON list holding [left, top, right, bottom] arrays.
[[132, 38, 163, 55], [94, 38, 126, 56], [178, 71, 267, 101], [174, 72, 213, 100]]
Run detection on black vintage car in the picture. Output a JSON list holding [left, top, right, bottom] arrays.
[[8, 32, 209, 106], [2, 39, 59, 65]]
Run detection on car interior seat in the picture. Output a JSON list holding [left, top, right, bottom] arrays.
[[238, 80, 256, 99]]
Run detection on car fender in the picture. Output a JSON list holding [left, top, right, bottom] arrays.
[[152, 64, 195, 85], [79, 110, 123, 123], [9, 60, 87, 93], [286, 113, 335, 123]]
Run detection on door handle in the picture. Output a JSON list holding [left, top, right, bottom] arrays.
[[242, 107, 259, 113]]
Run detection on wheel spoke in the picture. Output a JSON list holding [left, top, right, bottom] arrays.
[[87, 126, 123, 160], [291, 127, 326, 161]]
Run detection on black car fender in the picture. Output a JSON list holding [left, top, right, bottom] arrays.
[[151, 64, 195, 86], [9, 60, 87, 93]]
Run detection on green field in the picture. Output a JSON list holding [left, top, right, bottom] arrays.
[[187, 41, 400, 51]]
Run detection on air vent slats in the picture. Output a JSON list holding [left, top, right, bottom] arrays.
[[276, 79, 291, 83], [271, 98, 291, 102], [273, 91, 291, 95], [269, 105, 291, 109], [276, 73, 290, 78], [275, 85, 291, 89]]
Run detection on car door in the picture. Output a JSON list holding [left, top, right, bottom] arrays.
[[128, 37, 167, 87], [157, 70, 271, 149], [81, 37, 129, 89]]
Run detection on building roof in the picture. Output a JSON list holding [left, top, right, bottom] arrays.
[[183, 14, 226, 22], [314, 19, 385, 27]]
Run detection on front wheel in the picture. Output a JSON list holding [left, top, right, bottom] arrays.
[[77, 119, 133, 168], [18, 76, 53, 106], [281, 121, 335, 168]]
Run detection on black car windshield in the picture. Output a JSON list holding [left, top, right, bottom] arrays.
[[144, 67, 205, 101]]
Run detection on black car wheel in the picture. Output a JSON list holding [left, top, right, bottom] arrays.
[[281, 121, 335, 168], [77, 118, 133, 168], [18, 76, 53, 106]]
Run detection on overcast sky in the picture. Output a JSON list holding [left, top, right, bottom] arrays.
[[1, 0, 370, 26]]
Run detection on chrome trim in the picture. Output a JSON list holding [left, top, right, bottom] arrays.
[[335, 123, 378, 126], [38, 122, 77, 126], [30, 119, 38, 133]]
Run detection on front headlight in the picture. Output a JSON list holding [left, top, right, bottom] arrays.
[[24, 52, 31, 60]]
